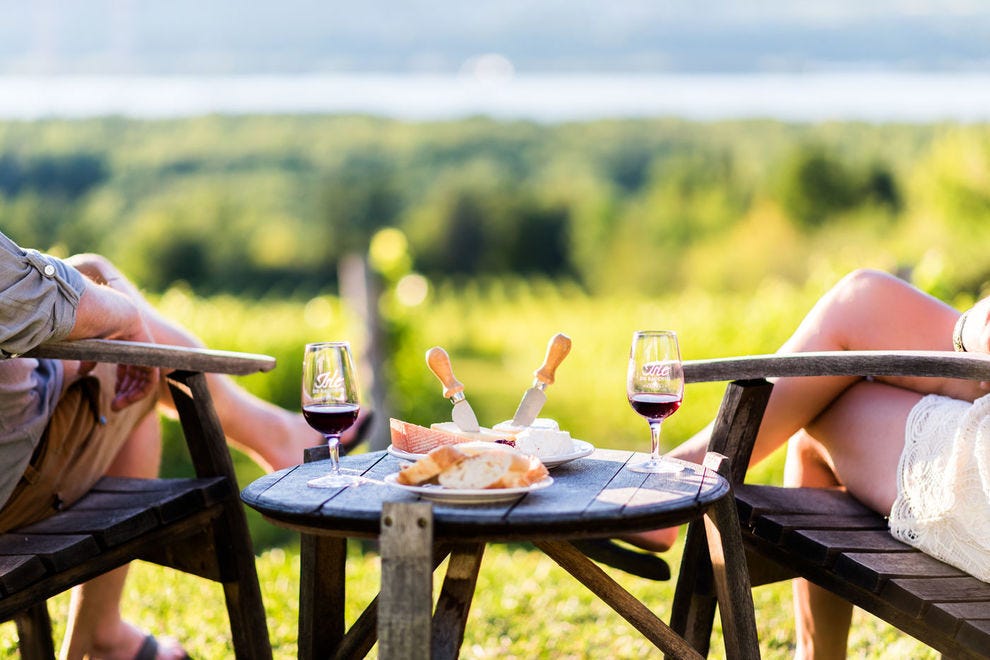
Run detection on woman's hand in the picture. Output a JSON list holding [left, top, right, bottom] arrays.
[[962, 296, 990, 354]]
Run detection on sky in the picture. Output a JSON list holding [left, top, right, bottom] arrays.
[[1, 0, 988, 75]]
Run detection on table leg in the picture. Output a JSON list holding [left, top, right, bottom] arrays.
[[299, 534, 346, 660], [330, 544, 454, 660], [535, 540, 703, 659], [432, 542, 485, 660], [379, 502, 434, 660]]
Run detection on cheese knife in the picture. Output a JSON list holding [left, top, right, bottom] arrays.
[[511, 333, 572, 427], [425, 346, 481, 432]]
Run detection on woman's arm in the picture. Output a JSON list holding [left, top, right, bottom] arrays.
[[959, 296, 990, 354]]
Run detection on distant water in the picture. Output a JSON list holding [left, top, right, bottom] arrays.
[[2, 72, 990, 123]]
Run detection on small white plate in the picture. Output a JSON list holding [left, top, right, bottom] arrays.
[[386, 439, 595, 469], [383, 473, 553, 504]]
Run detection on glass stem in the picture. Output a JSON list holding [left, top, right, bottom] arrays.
[[327, 434, 341, 474], [649, 421, 663, 463]]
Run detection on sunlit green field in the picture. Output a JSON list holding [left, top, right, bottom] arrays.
[[0, 278, 946, 658], [0, 542, 935, 658]]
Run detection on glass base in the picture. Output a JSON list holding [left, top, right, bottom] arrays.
[[307, 471, 365, 488], [627, 457, 688, 474]]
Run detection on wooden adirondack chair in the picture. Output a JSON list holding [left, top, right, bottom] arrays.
[[672, 350, 990, 659], [2, 338, 275, 659]]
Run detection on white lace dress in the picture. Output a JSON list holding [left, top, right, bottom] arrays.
[[889, 393, 990, 582]]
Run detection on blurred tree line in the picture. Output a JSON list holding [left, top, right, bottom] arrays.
[[1, 116, 989, 299]]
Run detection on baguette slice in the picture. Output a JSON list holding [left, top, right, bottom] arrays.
[[395, 445, 467, 485], [437, 451, 548, 490], [390, 418, 514, 454]]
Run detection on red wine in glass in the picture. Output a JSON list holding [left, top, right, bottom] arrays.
[[302, 342, 364, 488], [627, 330, 686, 474], [303, 403, 360, 436], [629, 393, 682, 421]]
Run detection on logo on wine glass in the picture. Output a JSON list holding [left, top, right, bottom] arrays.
[[642, 361, 674, 380], [314, 372, 346, 398]]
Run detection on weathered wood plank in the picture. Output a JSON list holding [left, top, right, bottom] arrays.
[[432, 543, 484, 660], [701, 453, 761, 660], [834, 551, 967, 593], [735, 485, 874, 525], [300, 535, 346, 660], [379, 502, 433, 660], [958, 619, 990, 657], [882, 576, 990, 619], [537, 539, 703, 659], [754, 513, 885, 545], [25, 339, 275, 375], [683, 350, 990, 383], [0, 535, 100, 573], [16, 507, 160, 550], [786, 529, 913, 566], [0, 555, 47, 597], [924, 601, 990, 639]]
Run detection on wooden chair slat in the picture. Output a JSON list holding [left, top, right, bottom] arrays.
[[834, 551, 967, 593], [958, 619, 990, 656], [753, 513, 885, 545], [0, 534, 101, 573], [0, 556, 47, 597], [16, 508, 160, 550]]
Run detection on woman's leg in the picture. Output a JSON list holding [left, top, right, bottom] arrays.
[[635, 269, 964, 548], [784, 379, 921, 660], [784, 432, 852, 660]]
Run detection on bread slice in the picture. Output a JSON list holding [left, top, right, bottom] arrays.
[[395, 445, 467, 485], [437, 451, 548, 490], [390, 418, 514, 454]]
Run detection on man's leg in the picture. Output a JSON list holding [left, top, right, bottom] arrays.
[[59, 413, 188, 660]]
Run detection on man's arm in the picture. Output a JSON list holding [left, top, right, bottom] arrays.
[[65, 278, 159, 411]]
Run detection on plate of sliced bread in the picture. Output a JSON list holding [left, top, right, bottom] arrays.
[[385, 442, 553, 504]]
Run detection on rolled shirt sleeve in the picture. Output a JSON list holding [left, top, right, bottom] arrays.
[[0, 233, 86, 356]]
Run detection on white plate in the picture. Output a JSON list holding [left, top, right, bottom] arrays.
[[383, 473, 554, 504], [386, 439, 595, 469]]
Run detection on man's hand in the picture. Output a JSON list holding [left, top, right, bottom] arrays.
[[69, 276, 159, 410]]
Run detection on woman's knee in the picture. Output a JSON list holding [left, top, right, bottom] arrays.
[[64, 253, 126, 285], [784, 431, 840, 488]]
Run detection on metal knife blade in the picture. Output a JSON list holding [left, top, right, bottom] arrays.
[[511, 333, 572, 427], [425, 346, 481, 432]]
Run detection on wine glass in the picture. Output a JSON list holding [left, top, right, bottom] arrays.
[[302, 341, 363, 488], [626, 330, 686, 473]]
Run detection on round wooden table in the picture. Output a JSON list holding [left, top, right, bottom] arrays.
[[242, 446, 759, 659]]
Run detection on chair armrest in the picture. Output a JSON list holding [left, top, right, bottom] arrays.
[[23, 339, 275, 376], [684, 350, 990, 384]]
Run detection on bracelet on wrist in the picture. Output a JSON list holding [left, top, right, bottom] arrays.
[[952, 310, 969, 352]]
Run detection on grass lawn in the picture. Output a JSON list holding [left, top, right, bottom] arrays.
[[0, 533, 937, 658]]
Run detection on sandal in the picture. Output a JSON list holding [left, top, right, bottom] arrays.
[[134, 634, 191, 660]]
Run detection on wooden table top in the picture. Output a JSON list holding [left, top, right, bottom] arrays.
[[241, 448, 729, 543]]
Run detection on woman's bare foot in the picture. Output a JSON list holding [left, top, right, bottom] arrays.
[[622, 526, 679, 553], [247, 408, 373, 471]]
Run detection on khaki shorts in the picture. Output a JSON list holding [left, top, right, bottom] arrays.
[[0, 362, 157, 533]]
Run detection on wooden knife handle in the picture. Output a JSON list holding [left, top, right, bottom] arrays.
[[426, 346, 465, 399], [534, 333, 572, 385]]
